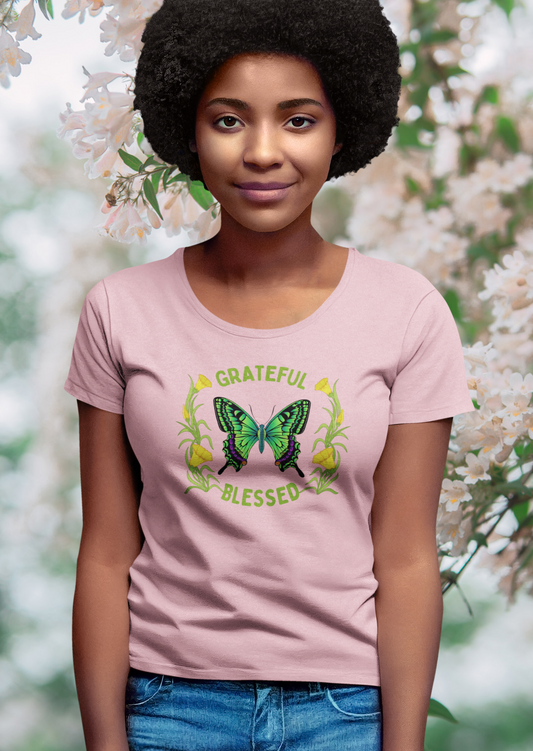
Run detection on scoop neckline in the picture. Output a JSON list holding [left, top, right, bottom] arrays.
[[173, 245, 358, 339]]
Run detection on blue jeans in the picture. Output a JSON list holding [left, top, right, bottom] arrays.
[[125, 668, 382, 750]]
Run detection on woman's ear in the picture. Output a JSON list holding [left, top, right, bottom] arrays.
[[333, 142, 343, 156], [189, 140, 197, 153]]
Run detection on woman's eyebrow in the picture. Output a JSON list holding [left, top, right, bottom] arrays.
[[205, 97, 324, 110]]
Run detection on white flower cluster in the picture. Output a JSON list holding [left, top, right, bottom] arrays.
[[345, 155, 470, 286], [62, 0, 162, 61], [57, 70, 135, 180], [0, 0, 40, 88], [346, 152, 533, 290], [437, 338, 533, 557], [479, 232, 533, 336], [53, 0, 220, 244], [447, 155, 533, 239]]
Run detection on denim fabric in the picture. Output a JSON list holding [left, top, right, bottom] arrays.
[[125, 668, 382, 751]]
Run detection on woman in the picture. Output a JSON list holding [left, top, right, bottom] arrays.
[[65, 0, 475, 750]]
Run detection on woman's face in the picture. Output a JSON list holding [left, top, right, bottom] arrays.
[[193, 52, 342, 234]]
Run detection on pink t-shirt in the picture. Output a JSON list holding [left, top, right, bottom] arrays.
[[65, 247, 475, 684]]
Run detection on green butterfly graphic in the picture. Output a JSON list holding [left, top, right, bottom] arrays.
[[213, 397, 311, 478]]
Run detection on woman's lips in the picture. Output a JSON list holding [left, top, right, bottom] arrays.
[[235, 183, 294, 202]]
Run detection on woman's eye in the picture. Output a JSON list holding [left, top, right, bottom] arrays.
[[215, 116, 240, 129], [289, 116, 314, 128]]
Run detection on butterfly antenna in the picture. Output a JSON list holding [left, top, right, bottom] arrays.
[[268, 405, 276, 421]]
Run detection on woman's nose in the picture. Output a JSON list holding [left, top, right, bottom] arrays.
[[242, 124, 283, 169]]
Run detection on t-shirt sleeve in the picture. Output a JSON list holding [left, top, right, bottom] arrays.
[[389, 289, 475, 424], [64, 280, 125, 414]]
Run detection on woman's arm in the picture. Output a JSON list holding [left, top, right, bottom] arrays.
[[371, 417, 452, 751], [73, 401, 144, 751]]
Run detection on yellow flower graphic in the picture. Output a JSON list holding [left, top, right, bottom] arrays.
[[182, 404, 189, 420], [189, 444, 213, 468], [313, 447, 336, 470], [315, 377, 332, 395], [195, 374, 212, 391], [337, 410, 344, 425]]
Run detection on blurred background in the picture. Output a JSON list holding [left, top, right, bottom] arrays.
[[1, 1, 533, 749]]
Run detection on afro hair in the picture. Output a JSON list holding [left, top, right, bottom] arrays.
[[133, 0, 401, 186]]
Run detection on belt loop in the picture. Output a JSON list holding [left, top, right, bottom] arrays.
[[308, 682, 322, 695]]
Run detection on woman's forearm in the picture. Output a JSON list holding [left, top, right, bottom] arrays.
[[73, 556, 132, 751], [374, 558, 443, 751]]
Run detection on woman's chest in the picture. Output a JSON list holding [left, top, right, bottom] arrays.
[[118, 324, 399, 499]]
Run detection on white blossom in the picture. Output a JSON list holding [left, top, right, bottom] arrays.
[[146, 206, 161, 229], [61, 0, 105, 24], [161, 191, 206, 237], [456, 451, 491, 484], [437, 507, 470, 557], [0, 26, 32, 88], [440, 479, 473, 512], [187, 209, 221, 243], [97, 202, 151, 244], [5, 0, 42, 41], [83, 84, 135, 151], [56, 102, 87, 139], [100, 13, 145, 61], [80, 66, 123, 102]]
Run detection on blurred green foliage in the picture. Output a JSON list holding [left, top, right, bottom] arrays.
[[426, 701, 533, 750]]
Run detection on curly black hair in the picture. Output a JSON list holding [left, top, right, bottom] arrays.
[[133, 0, 401, 186]]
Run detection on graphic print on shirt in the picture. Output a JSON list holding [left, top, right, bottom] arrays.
[[213, 397, 311, 477], [177, 369, 349, 500], [306, 377, 350, 495], [179, 374, 221, 495]]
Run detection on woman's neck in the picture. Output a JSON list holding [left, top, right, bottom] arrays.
[[198, 205, 329, 288]]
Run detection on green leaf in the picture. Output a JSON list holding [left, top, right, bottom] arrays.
[[470, 532, 488, 548], [151, 170, 161, 193], [167, 173, 190, 186], [46, 0, 54, 18], [143, 178, 163, 220], [143, 155, 158, 168], [445, 65, 469, 78], [422, 29, 457, 45], [409, 83, 430, 110], [189, 180, 215, 211], [137, 132, 144, 147], [405, 176, 421, 195], [395, 123, 430, 150], [481, 85, 499, 105], [474, 85, 499, 114], [428, 698, 459, 724], [496, 116, 520, 153], [494, 0, 515, 17], [444, 289, 462, 321], [519, 512, 533, 528], [512, 500, 530, 525], [118, 148, 143, 172], [38, 0, 51, 19], [493, 480, 533, 497]]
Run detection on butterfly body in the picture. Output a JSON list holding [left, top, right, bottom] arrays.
[[213, 397, 311, 477]]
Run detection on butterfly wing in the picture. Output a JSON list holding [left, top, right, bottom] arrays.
[[264, 399, 311, 477], [213, 397, 259, 474]]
